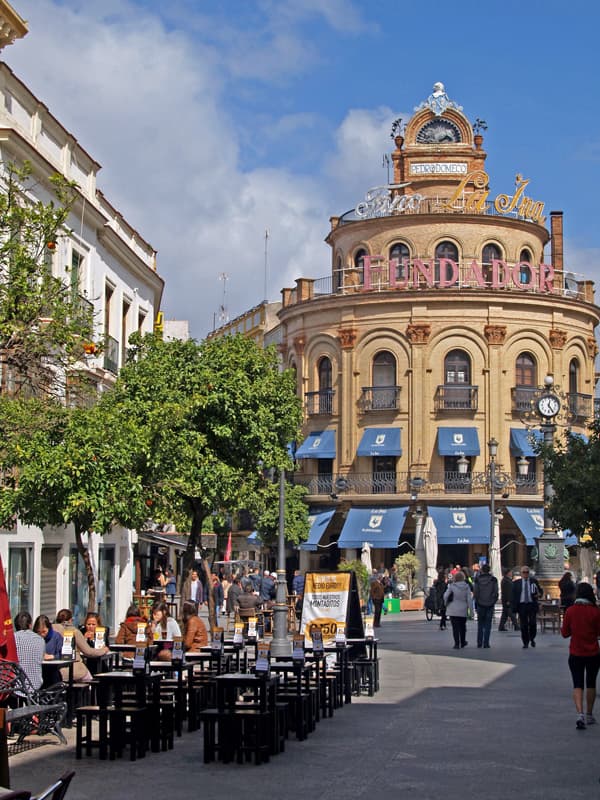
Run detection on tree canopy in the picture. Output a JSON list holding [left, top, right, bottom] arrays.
[[0, 162, 95, 398], [538, 419, 600, 543]]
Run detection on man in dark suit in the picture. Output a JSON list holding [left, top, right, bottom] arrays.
[[511, 566, 542, 648]]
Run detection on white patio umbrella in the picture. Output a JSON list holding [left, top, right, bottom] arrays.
[[361, 541, 372, 574], [489, 513, 502, 581], [422, 515, 438, 588], [579, 545, 596, 584]]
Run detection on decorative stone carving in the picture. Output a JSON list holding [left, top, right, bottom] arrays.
[[549, 329, 567, 349], [337, 328, 357, 349], [277, 342, 288, 359], [484, 324, 506, 344], [587, 337, 598, 358], [406, 323, 431, 344]]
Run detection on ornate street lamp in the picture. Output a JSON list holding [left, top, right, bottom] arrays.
[[410, 476, 427, 592], [271, 468, 290, 656]]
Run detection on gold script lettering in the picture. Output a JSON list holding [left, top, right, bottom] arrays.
[[442, 170, 489, 212]]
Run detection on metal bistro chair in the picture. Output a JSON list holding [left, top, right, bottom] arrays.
[[0, 791, 32, 799], [33, 771, 75, 800]]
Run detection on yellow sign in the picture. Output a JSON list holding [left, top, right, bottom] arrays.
[[301, 572, 351, 645], [443, 170, 545, 225]]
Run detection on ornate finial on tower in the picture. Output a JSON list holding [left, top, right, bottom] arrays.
[[415, 82, 463, 116], [473, 118, 488, 134], [390, 117, 404, 139]]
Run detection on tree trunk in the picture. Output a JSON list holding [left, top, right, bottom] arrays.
[[203, 560, 216, 631], [75, 523, 96, 612]]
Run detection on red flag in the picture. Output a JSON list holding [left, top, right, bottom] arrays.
[[0, 553, 17, 662], [224, 532, 232, 562]]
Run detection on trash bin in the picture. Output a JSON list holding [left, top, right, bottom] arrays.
[[385, 597, 401, 614]]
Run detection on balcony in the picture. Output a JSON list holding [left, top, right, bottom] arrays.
[[435, 385, 478, 412], [305, 389, 336, 416], [103, 335, 119, 374], [511, 386, 537, 413], [294, 470, 541, 497], [568, 392, 593, 422], [360, 386, 401, 411]]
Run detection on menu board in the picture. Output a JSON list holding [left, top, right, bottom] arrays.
[[133, 644, 147, 671], [61, 628, 74, 658], [211, 627, 224, 652], [301, 572, 350, 645], [94, 627, 106, 648], [233, 622, 244, 646], [172, 635, 184, 662], [310, 626, 324, 654], [255, 642, 270, 674], [136, 622, 147, 642], [364, 615, 375, 639], [335, 622, 347, 647], [292, 634, 305, 663], [247, 617, 258, 639]]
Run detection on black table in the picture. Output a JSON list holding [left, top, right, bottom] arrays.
[[42, 658, 74, 725]]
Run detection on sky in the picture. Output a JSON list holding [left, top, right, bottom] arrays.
[[4, 0, 600, 340]]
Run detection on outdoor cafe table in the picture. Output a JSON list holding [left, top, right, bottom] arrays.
[[214, 672, 277, 713], [272, 658, 321, 723], [42, 658, 74, 725], [199, 644, 248, 673], [108, 643, 140, 669], [94, 670, 162, 752], [148, 661, 194, 735]]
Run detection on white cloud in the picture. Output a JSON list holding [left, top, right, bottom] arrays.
[[3, 0, 384, 337]]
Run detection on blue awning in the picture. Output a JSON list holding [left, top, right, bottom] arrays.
[[337, 507, 408, 549], [357, 427, 402, 457], [509, 428, 543, 457], [427, 506, 490, 544], [569, 432, 589, 444], [299, 509, 336, 551], [248, 531, 262, 543], [437, 427, 480, 456], [295, 430, 336, 459], [506, 506, 544, 545]]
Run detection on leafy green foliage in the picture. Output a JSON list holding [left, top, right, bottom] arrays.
[[338, 559, 369, 602], [0, 162, 95, 398], [537, 420, 600, 543], [395, 552, 420, 599], [243, 477, 309, 546]]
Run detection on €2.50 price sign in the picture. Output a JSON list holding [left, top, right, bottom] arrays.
[[301, 572, 351, 646]]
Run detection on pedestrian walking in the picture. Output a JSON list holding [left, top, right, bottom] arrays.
[[498, 568, 519, 631], [443, 571, 473, 649], [561, 582, 600, 730], [433, 569, 448, 630], [511, 565, 542, 648], [370, 575, 385, 627], [473, 564, 498, 648]]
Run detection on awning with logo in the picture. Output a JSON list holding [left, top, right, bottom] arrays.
[[356, 427, 402, 457], [506, 506, 543, 545], [437, 427, 480, 456], [426, 506, 490, 544], [337, 506, 408, 549], [509, 428, 543, 457], [298, 509, 337, 551], [295, 430, 336, 459]]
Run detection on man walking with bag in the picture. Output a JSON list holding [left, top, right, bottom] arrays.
[[473, 564, 499, 648]]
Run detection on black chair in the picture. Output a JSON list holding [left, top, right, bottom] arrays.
[[32, 771, 75, 800], [0, 791, 32, 799]]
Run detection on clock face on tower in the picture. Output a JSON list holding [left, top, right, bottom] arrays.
[[536, 394, 561, 418], [416, 118, 462, 144]]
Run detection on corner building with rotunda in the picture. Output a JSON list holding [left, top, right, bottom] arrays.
[[225, 83, 600, 591]]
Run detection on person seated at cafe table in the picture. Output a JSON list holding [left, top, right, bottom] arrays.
[[150, 601, 181, 661], [181, 601, 208, 652], [235, 582, 263, 627], [78, 612, 110, 675], [14, 611, 45, 690], [115, 604, 150, 658], [53, 608, 109, 682], [33, 614, 64, 687]]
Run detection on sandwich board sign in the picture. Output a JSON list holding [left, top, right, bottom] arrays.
[[300, 571, 364, 656]]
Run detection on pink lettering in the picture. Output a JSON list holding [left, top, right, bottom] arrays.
[[492, 259, 508, 289], [463, 259, 486, 288], [413, 259, 433, 288], [438, 258, 458, 288], [511, 262, 537, 290], [538, 263, 555, 293]]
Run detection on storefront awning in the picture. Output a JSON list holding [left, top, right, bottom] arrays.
[[295, 430, 336, 459], [506, 506, 543, 545], [337, 506, 408, 549], [299, 509, 336, 551], [509, 428, 543, 457], [357, 427, 402, 457], [427, 506, 490, 544], [437, 427, 480, 456]]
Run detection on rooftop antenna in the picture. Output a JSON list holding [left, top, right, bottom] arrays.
[[382, 154, 391, 184], [218, 272, 229, 325], [263, 229, 269, 303]]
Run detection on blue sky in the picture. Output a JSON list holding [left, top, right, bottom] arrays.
[[4, 0, 600, 338]]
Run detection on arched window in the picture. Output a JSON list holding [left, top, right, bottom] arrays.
[[435, 241, 459, 284], [569, 358, 579, 395], [334, 256, 343, 292], [317, 356, 333, 414], [445, 349, 470, 384], [371, 350, 397, 409], [516, 352, 536, 386], [482, 243, 502, 286], [389, 242, 410, 282], [518, 248, 533, 285]]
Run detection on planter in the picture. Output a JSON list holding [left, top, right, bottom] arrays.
[[400, 598, 423, 611]]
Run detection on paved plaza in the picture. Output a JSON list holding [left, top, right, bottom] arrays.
[[7, 610, 598, 800]]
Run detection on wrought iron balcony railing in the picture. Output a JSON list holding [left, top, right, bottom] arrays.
[[568, 392, 593, 422], [360, 386, 401, 411], [294, 470, 540, 497], [435, 385, 478, 412], [305, 389, 336, 416], [511, 386, 537, 413]]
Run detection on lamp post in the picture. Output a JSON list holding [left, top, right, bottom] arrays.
[[410, 477, 427, 593], [520, 374, 574, 596], [271, 468, 290, 656]]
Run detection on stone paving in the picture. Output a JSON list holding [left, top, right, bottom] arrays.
[[6, 610, 599, 800]]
